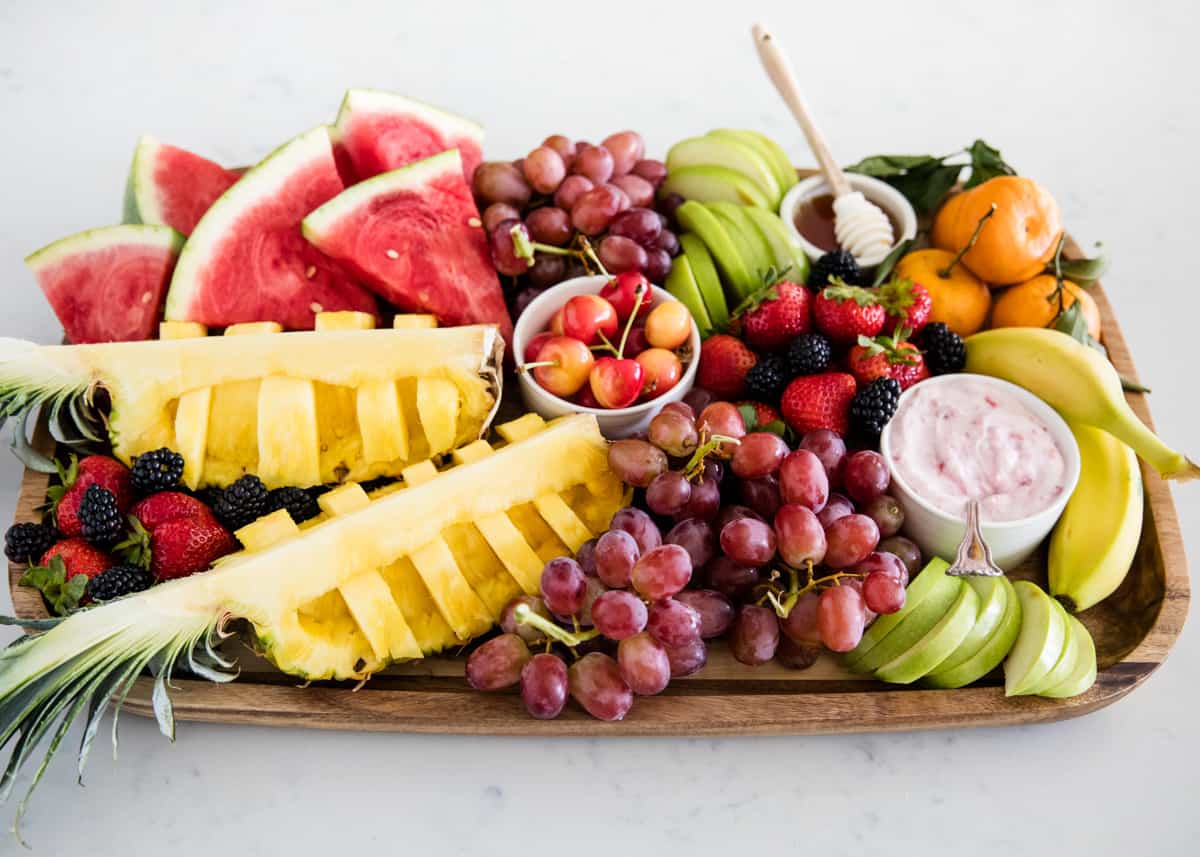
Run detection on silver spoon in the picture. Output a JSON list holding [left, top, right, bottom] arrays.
[[946, 499, 1003, 577]]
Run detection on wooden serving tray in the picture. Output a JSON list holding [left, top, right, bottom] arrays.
[[5, 238, 1190, 735]]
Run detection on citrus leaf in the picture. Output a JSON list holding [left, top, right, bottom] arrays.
[[872, 239, 914, 287], [845, 154, 942, 177], [1056, 249, 1109, 286], [965, 139, 1016, 188]]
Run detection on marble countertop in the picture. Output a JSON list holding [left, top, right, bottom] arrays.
[[0, 1, 1196, 854]]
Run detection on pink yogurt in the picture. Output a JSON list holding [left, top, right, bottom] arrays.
[[885, 376, 1067, 522]]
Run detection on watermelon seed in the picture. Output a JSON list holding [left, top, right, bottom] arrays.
[[468, 217, 482, 228], [305, 265, 316, 279], [310, 302, 323, 314], [385, 249, 400, 260]]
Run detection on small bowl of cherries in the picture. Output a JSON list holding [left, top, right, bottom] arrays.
[[514, 271, 701, 438]]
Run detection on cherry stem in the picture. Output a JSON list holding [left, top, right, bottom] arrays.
[[681, 434, 742, 481], [590, 330, 621, 357], [513, 603, 599, 650], [937, 203, 996, 279], [516, 359, 560, 375], [614, 283, 647, 358]]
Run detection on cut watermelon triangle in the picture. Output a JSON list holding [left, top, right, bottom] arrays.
[[123, 136, 242, 235], [332, 89, 484, 184], [302, 149, 512, 343], [26, 224, 184, 343], [165, 125, 379, 331]]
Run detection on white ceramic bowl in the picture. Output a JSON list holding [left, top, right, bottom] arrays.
[[779, 173, 918, 270], [513, 275, 700, 439], [879, 374, 1081, 571]]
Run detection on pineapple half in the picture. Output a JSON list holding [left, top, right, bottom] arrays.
[[0, 312, 502, 488], [0, 413, 626, 829]]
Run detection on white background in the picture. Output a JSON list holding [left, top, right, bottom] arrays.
[[1, 1, 1197, 854]]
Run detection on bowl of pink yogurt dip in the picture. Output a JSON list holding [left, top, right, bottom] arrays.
[[880, 374, 1081, 570]]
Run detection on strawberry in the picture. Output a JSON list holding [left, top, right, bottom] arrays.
[[20, 537, 115, 613], [47, 455, 133, 537], [122, 491, 233, 581], [780, 373, 858, 437], [736, 400, 782, 428], [848, 330, 931, 390], [879, 278, 932, 334], [733, 275, 812, 351], [39, 538, 114, 582], [130, 491, 214, 530], [697, 334, 758, 399], [813, 283, 886, 346]]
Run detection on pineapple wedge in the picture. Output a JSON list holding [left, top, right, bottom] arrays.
[[0, 320, 503, 488], [0, 414, 627, 820]]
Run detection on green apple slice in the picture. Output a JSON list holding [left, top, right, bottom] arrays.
[[1028, 599, 1083, 695], [875, 581, 980, 684], [845, 558, 958, 672], [740, 206, 811, 283], [660, 165, 771, 209], [679, 233, 729, 329], [664, 255, 713, 336], [674, 201, 755, 301], [925, 577, 1022, 689], [845, 557, 951, 670], [667, 137, 781, 205], [1039, 615, 1098, 698], [707, 129, 798, 195], [707, 202, 775, 286], [1004, 581, 1069, 696], [925, 577, 1010, 678]]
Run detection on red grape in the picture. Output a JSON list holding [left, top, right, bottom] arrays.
[[647, 598, 702, 647], [799, 429, 847, 484], [525, 206, 573, 246], [631, 544, 692, 600], [650, 229, 680, 256], [617, 632, 671, 695], [878, 536, 922, 576], [578, 576, 607, 627], [576, 538, 598, 576], [541, 134, 576, 163], [817, 493, 855, 529], [646, 470, 692, 516], [779, 590, 821, 645], [631, 158, 667, 188], [776, 635, 821, 669], [843, 450, 891, 504], [823, 514, 880, 568], [647, 409, 699, 457], [705, 555, 759, 598], [500, 595, 553, 644], [473, 161, 532, 207], [610, 174, 654, 208], [779, 449, 830, 512], [482, 202, 521, 233], [554, 174, 594, 210], [602, 131, 645, 175], [863, 494, 904, 538], [591, 590, 648, 639], [664, 638, 708, 677], [644, 249, 672, 284], [609, 507, 663, 554], [465, 633, 531, 690], [675, 590, 735, 638], [863, 570, 906, 614], [571, 185, 625, 236], [713, 504, 763, 533], [489, 219, 531, 276], [608, 207, 663, 247], [521, 653, 568, 719], [680, 476, 720, 521], [730, 605, 781, 665], [527, 253, 567, 289], [702, 460, 724, 483], [697, 402, 747, 458], [774, 504, 827, 567], [659, 191, 685, 223], [739, 475, 782, 521], [607, 439, 667, 487], [569, 652, 634, 720], [594, 529, 640, 589], [661, 401, 695, 420], [573, 145, 615, 183], [541, 557, 587, 616], [731, 432, 789, 479], [665, 517, 716, 568], [682, 386, 717, 415], [523, 146, 567, 194], [854, 551, 909, 587], [598, 234, 649, 274], [817, 584, 868, 652], [719, 517, 776, 566]]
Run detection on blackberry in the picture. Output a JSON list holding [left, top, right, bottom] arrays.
[[786, 333, 833, 376], [742, 355, 788, 403], [130, 447, 185, 493], [4, 521, 58, 564], [193, 486, 224, 510], [265, 486, 320, 524], [359, 476, 398, 494], [919, 322, 966, 375], [86, 563, 154, 602], [808, 250, 865, 290], [213, 475, 269, 531], [850, 378, 901, 442], [78, 484, 123, 546]]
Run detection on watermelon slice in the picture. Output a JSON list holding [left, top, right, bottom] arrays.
[[25, 224, 184, 343], [302, 149, 512, 343], [123, 136, 242, 235], [333, 89, 484, 184], [164, 126, 379, 330]]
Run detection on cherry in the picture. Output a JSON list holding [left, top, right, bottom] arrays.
[[643, 301, 692, 350], [590, 357, 645, 408], [636, 348, 683, 400], [561, 294, 619, 345], [549, 307, 565, 336], [527, 335, 595, 397], [599, 272, 653, 321], [523, 331, 556, 364]]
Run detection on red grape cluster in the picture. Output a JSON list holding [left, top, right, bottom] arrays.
[[471, 131, 681, 314]]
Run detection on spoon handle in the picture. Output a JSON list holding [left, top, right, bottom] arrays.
[[751, 22, 851, 198]]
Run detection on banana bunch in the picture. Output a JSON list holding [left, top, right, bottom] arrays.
[[964, 328, 1178, 611]]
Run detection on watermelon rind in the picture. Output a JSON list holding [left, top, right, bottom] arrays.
[[164, 125, 339, 323], [25, 223, 185, 271], [123, 135, 167, 226], [332, 88, 484, 147], [302, 148, 462, 238]]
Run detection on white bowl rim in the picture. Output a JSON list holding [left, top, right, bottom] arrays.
[[878, 373, 1082, 530], [779, 173, 919, 264], [512, 275, 701, 418]]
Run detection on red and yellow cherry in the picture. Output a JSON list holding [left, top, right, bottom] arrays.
[[549, 307, 566, 336], [622, 325, 650, 358], [524, 330, 556, 364], [561, 294, 619, 345], [643, 300, 692, 350], [573, 384, 603, 409], [636, 348, 683, 400], [590, 357, 645, 409], [599, 271, 653, 321], [528, 335, 595, 397], [697, 401, 747, 459]]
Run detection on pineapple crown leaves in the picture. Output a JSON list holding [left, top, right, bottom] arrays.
[[821, 278, 880, 307], [856, 327, 920, 366], [730, 266, 796, 321], [17, 555, 87, 616]]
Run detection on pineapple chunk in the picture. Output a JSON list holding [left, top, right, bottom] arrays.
[[357, 381, 410, 465], [474, 513, 544, 594], [159, 321, 208, 339], [533, 493, 593, 552], [224, 321, 283, 335], [339, 570, 422, 661], [416, 378, 459, 455], [450, 439, 493, 466], [315, 311, 376, 331], [443, 522, 523, 615], [379, 557, 458, 653], [237, 509, 300, 551], [393, 314, 438, 329], [256, 377, 322, 487], [318, 483, 371, 516], [496, 413, 546, 444], [174, 385, 212, 489], [409, 537, 492, 639], [401, 459, 438, 486]]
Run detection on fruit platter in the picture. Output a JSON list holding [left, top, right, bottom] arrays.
[[0, 41, 1192, 837]]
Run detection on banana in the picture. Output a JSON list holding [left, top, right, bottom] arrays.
[[964, 327, 1199, 481], [1048, 423, 1143, 612]]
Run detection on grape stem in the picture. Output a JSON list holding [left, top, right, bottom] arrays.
[[513, 603, 599, 652], [510, 226, 611, 278], [763, 563, 864, 619], [681, 434, 741, 481]]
